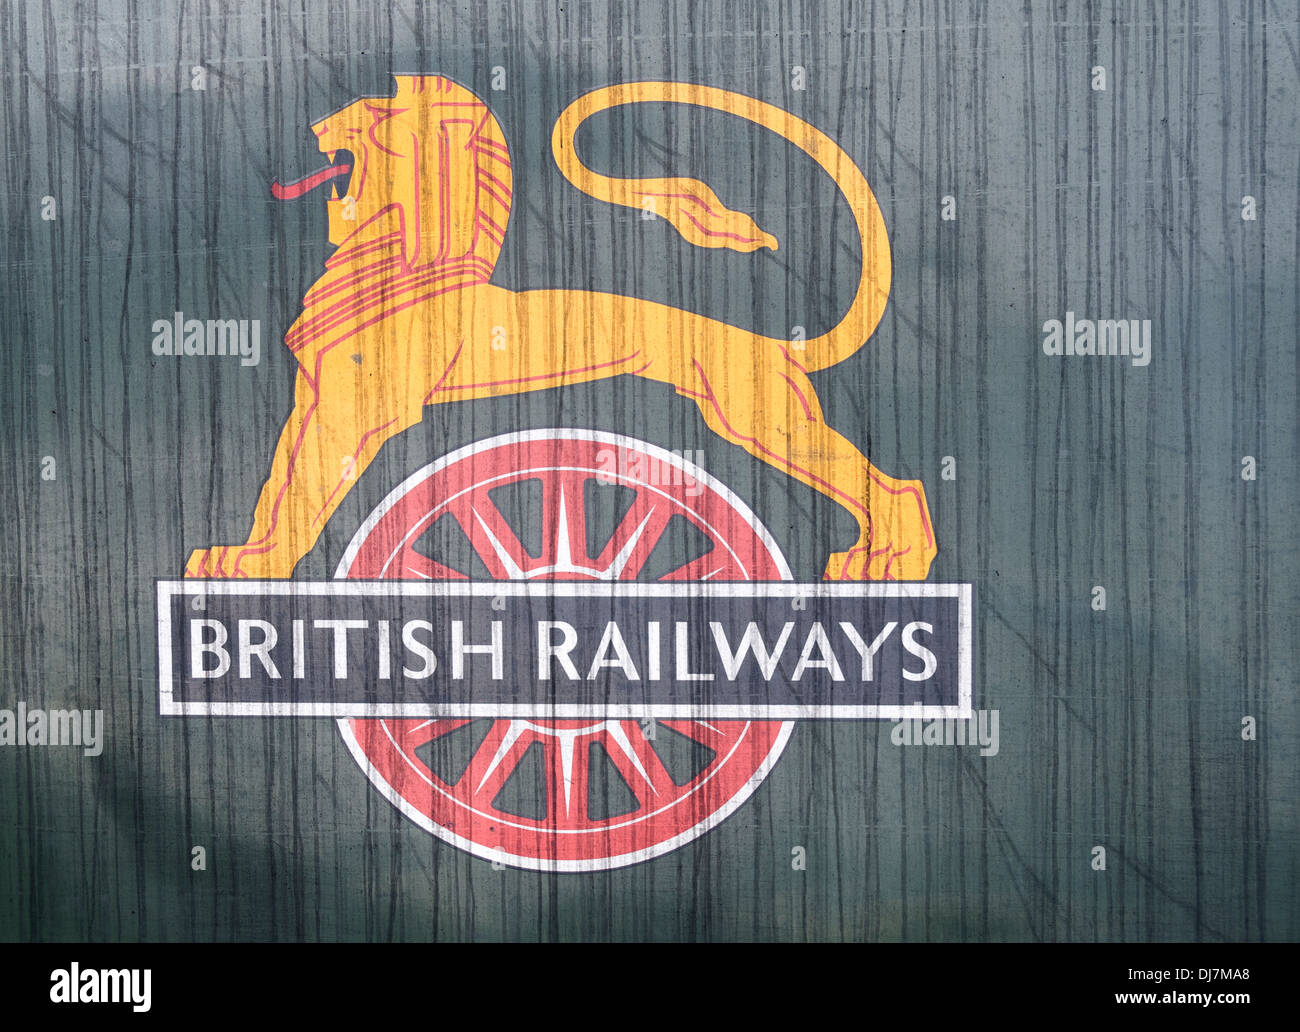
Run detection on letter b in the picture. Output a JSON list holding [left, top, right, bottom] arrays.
[[190, 619, 231, 678]]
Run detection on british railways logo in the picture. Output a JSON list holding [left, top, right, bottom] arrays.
[[160, 76, 971, 871]]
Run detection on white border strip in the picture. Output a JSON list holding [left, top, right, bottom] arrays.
[[157, 579, 974, 720], [158, 580, 966, 599]]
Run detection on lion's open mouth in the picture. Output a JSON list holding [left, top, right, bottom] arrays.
[[271, 154, 352, 200]]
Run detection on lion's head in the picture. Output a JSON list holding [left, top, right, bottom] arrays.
[[311, 75, 512, 273]]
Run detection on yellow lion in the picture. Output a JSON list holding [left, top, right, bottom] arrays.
[[185, 76, 935, 581]]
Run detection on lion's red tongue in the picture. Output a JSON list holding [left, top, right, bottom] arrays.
[[271, 162, 351, 200]]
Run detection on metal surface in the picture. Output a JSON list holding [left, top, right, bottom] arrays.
[[0, 0, 1296, 941]]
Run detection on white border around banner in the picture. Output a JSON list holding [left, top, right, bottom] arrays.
[[157, 578, 973, 720]]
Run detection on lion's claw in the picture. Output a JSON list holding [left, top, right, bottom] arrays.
[[185, 545, 286, 579], [823, 478, 938, 582], [824, 543, 934, 581]]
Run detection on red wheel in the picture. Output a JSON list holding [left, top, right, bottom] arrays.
[[335, 430, 794, 871]]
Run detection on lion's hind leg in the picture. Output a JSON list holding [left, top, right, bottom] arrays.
[[680, 349, 936, 581]]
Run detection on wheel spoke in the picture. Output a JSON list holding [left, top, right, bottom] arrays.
[[599, 720, 679, 804], [657, 551, 737, 582], [548, 730, 592, 821], [397, 717, 472, 747], [590, 494, 675, 579], [542, 472, 593, 572], [447, 495, 533, 579], [396, 547, 467, 582], [658, 718, 740, 754], [458, 720, 536, 803]]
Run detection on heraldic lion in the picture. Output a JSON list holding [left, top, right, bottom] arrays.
[[185, 76, 936, 582]]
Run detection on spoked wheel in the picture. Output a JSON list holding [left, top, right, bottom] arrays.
[[335, 430, 794, 872]]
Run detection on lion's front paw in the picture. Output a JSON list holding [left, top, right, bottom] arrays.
[[823, 478, 938, 582], [185, 544, 287, 579], [186, 546, 243, 578], [824, 542, 935, 581]]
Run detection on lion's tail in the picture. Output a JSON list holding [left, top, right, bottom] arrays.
[[551, 82, 891, 373]]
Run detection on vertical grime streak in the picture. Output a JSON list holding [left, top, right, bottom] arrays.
[[1178, 0, 1205, 941], [972, 0, 991, 945]]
